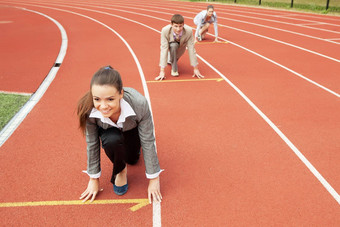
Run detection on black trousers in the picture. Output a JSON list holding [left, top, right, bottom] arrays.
[[98, 127, 141, 184]]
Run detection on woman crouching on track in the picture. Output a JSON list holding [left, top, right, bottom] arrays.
[[77, 65, 163, 203]]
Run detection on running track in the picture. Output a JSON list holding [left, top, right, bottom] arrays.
[[0, 0, 339, 226]]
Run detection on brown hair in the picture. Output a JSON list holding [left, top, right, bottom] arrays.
[[207, 5, 214, 11], [171, 14, 184, 24], [77, 66, 123, 132]]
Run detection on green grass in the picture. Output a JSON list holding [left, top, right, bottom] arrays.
[[0, 93, 31, 130], [189, 0, 340, 14]]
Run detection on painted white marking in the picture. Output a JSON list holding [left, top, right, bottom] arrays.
[[153, 201, 161, 227], [0, 7, 68, 147], [298, 23, 325, 26]]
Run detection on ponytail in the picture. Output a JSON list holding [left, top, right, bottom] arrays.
[[77, 91, 93, 133]]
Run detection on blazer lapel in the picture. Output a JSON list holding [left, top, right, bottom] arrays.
[[168, 27, 175, 43], [179, 27, 187, 46]]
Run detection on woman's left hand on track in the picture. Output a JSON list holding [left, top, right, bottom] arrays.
[[148, 177, 162, 203]]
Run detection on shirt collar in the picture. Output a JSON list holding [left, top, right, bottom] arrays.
[[89, 99, 136, 128], [173, 30, 183, 39]]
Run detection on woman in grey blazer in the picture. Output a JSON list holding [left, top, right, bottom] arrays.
[[77, 66, 162, 203]]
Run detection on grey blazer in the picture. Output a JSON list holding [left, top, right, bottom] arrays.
[[159, 24, 198, 68], [85, 87, 161, 178]]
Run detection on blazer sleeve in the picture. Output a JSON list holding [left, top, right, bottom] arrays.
[[213, 12, 218, 37], [85, 118, 101, 176], [159, 26, 170, 68], [137, 97, 161, 177], [185, 27, 198, 67], [194, 11, 204, 37]]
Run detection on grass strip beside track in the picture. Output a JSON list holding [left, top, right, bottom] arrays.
[[0, 93, 30, 130]]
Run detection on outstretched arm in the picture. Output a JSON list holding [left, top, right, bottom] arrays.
[[214, 22, 219, 42]]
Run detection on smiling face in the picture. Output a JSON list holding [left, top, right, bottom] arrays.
[[91, 84, 123, 121], [207, 8, 214, 17], [171, 23, 184, 35]]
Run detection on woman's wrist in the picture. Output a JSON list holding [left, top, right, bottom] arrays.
[[149, 176, 159, 181]]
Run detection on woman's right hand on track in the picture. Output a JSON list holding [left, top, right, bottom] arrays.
[[79, 178, 103, 203]]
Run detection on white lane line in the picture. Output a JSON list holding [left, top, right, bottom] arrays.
[[298, 22, 325, 26], [270, 12, 340, 22], [327, 38, 340, 41], [41, 0, 340, 97], [0, 6, 67, 147], [153, 201, 161, 227], [18, 0, 340, 205]]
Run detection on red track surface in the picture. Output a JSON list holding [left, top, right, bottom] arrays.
[[0, 0, 339, 226], [0, 6, 60, 93]]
